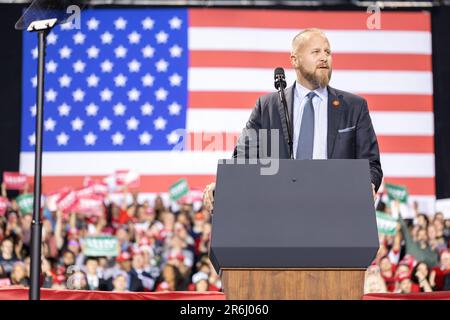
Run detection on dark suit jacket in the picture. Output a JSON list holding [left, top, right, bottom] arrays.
[[232, 83, 383, 191]]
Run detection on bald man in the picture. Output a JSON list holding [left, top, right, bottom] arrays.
[[203, 28, 382, 212]]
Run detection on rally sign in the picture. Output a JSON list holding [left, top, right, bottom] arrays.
[[115, 170, 140, 188], [84, 236, 119, 257], [3, 172, 27, 190], [385, 183, 408, 204], [169, 178, 189, 202], [75, 195, 104, 217], [16, 194, 33, 214], [376, 211, 398, 236], [56, 189, 78, 213]]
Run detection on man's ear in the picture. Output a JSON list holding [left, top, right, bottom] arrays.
[[290, 54, 297, 68]]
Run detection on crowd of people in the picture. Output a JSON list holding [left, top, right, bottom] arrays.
[[365, 200, 450, 294], [0, 182, 221, 293], [0, 180, 449, 296]]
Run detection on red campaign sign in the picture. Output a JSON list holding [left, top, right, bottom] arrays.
[[56, 190, 78, 213], [46, 188, 72, 212], [115, 170, 140, 188], [75, 195, 104, 217], [92, 183, 108, 196], [3, 172, 27, 190], [0, 197, 9, 216]]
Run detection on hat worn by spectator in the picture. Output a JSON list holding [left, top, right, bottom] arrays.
[[192, 271, 208, 284], [116, 251, 132, 263]]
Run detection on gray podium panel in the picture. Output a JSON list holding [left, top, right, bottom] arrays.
[[209, 159, 379, 273]]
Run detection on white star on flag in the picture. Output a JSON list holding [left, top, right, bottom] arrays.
[[141, 74, 155, 87], [169, 45, 183, 58], [155, 87, 168, 101], [101, 31, 114, 44], [31, 76, 37, 88], [47, 32, 58, 45], [111, 132, 125, 145], [128, 88, 141, 101], [87, 46, 100, 59], [73, 32, 86, 45], [99, 117, 112, 131], [58, 103, 71, 117], [154, 116, 167, 130], [45, 89, 58, 102], [169, 73, 182, 86], [59, 74, 72, 88], [73, 88, 85, 102], [155, 59, 169, 72], [31, 47, 38, 59], [84, 132, 97, 146], [142, 17, 155, 30], [142, 45, 155, 58], [101, 60, 114, 73], [114, 46, 127, 58], [168, 102, 181, 115], [56, 132, 69, 146], [46, 60, 58, 73], [73, 60, 86, 73], [86, 103, 99, 116], [114, 74, 127, 87], [28, 133, 36, 146], [139, 132, 152, 145], [59, 46, 72, 59], [44, 118, 57, 131], [128, 31, 141, 44], [113, 103, 126, 116], [30, 105, 36, 117], [126, 117, 140, 130], [100, 88, 113, 101], [141, 103, 154, 116], [169, 16, 182, 29], [114, 17, 127, 30], [87, 18, 100, 30], [86, 74, 100, 87], [155, 31, 169, 44], [167, 130, 181, 144], [128, 59, 141, 73], [71, 117, 84, 131]]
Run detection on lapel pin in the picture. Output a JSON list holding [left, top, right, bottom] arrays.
[[332, 99, 340, 108]]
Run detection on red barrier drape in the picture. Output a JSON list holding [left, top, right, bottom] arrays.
[[0, 286, 226, 300]]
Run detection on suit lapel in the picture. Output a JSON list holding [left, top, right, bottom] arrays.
[[277, 84, 295, 153], [327, 86, 342, 158]]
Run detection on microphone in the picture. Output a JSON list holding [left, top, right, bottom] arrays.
[[274, 67, 287, 90], [273, 67, 293, 159]]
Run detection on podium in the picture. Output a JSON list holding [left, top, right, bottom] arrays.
[[209, 159, 379, 300]]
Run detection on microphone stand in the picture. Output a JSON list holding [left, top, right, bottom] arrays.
[[276, 79, 294, 159]]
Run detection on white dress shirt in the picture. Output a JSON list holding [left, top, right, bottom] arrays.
[[292, 81, 328, 159]]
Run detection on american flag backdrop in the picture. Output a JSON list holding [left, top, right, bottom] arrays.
[[20, 9, 435, 212]]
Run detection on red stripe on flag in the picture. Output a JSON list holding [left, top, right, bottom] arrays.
[[382, 177, 435, 195], [189, 9, 430, 31], [189, 92, 433, 112], [190, 51, 432, 71], [184, 132, 434, 154], [378, 136, 434, 153]]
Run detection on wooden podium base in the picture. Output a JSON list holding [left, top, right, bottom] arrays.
[[221, 268, 366, 300]]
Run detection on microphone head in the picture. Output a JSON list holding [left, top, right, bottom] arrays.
[[274, 67, 286, 90]]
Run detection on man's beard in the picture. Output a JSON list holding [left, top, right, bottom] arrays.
[[299, 65, 332, 88]]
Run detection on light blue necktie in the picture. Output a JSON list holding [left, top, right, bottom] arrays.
[[296, 92, 316, 160]]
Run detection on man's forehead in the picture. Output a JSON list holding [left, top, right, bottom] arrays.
[[294, 32, 330, 49]]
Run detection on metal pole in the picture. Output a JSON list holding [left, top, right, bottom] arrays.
[[29, 29, 48, 301]]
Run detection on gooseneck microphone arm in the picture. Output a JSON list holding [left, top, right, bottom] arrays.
[[274, 68, 294, 159]]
